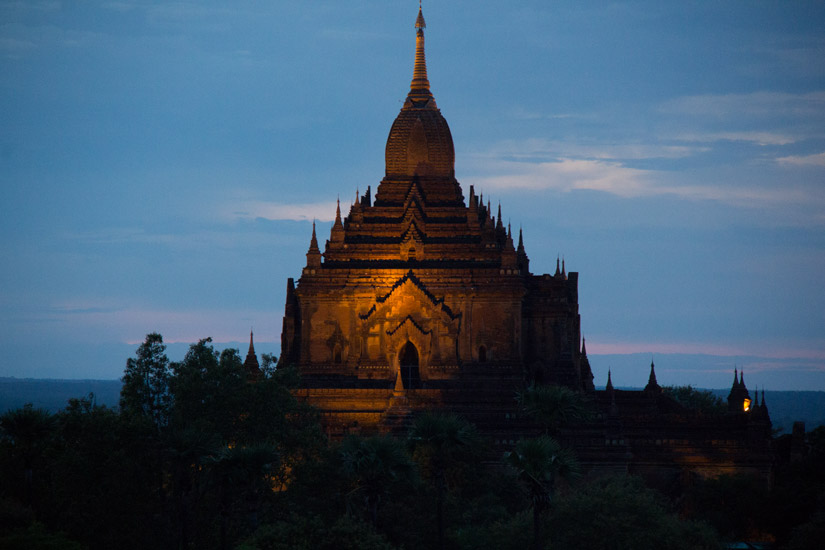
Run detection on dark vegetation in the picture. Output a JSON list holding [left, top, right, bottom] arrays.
[[1, 333, 823, 549]]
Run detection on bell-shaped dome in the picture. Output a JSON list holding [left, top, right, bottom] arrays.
[[384, 7, 455, 179]]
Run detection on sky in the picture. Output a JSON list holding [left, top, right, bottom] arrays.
[[1, 1, 824, 390]]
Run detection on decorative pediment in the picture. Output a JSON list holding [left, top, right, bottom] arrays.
[[357, 270, 461, 367], [387, 315, 431, 336], [359, 270, 461, 323]]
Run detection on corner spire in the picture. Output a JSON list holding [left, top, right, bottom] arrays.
[[306, 220, 321, 268], [645, 359, 661, 393], [330, 197, 344, 243], [761, 388, 769, 418], [408, 4, 434, 104], [243, 330, 261, 379]]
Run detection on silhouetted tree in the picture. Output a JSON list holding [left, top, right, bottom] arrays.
[[0, 404, 55, 510], [120, 332, 172, 432], [408, 412, 481, 550], [663, 385, 726, 415], [517, 384, 591, 434], [504, 436, 579, 550], [201, 443, 279, 550], [338, 435, 417, 529], [238, 514, 399, 550], [549, 475, 721, 550]]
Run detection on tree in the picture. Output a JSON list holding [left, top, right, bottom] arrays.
[[0, 404, 55, 509], [169, 338, 246, 439], [338, 435, 417, 529], [682, 473, 770, 541], [205, 443, 281, 550], [238, 514, 399, 550], [408, 412, 481, 550], [663, 385, 726, 415], [517, 384, 591, 434], [549, 476, 721, 550], [504, 436, 579, 550], [120, 332, 171, 432], [52, 395, 159, 550]]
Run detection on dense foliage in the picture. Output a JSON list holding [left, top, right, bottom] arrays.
[[663, 384, 727, 414], [0, 334, 821, 549]]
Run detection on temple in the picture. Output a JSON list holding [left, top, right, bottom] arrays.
[[278, 7, 773, 482]]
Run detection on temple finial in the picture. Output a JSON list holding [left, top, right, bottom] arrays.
[[408, 3, 433, 103]]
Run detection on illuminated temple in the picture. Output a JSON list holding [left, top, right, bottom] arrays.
[[278, 7, 773, 480]]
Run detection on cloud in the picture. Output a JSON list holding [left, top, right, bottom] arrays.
[[484, 138, 705, 161], [228, 201, 338, 222], [506, 106, 592, 121], [587, 340, 825, 361], [675, 131, 798, 146], [463, 155, 825, 228], [467, 158, 654, 197], [35, 300, 281, 346], [658, 90, 825, 119], [0, 37, 36, 58], [776, 151, 825, 167]]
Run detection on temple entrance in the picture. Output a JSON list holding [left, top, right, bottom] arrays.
[[399, 341, 421, 389]]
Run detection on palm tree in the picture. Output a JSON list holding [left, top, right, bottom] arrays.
[[504, 436, 580, 550], [517, 384, 592, 434], [408, 412, 480, 550], [338, 435, 416, 529]]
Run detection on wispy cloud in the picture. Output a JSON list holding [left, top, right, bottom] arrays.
[[675, 131, 799, 146], [463, 154, 825, 227], [588, 340, 825, 361], [467, 158, 653, 197], [658, 90, 825, 119], [228, 200, 338, 222], [0, 37, 36, 58], [483, 138, 705, 161], [37, 300, 280, 346], [776, 151, 825, 167]]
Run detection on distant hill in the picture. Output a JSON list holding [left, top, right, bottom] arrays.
[[0, 377, 122, 413], [1, 378, 823, 431]]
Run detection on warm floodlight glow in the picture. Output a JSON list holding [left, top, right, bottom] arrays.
[[743, 398, 751, 412]]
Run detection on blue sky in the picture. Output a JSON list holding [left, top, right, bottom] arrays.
[[1, 1, 823, 390]]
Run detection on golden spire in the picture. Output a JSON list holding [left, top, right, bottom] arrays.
[[408, 4, 434, 103]]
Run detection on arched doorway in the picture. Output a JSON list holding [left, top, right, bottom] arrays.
[[399, 341, 421, 389]]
